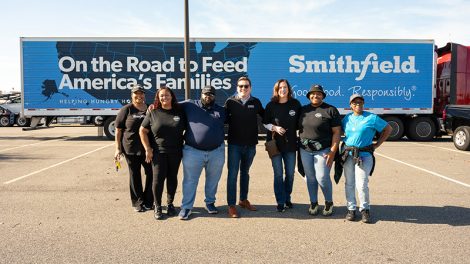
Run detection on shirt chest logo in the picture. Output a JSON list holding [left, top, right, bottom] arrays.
[[289, 110, 296, 116], [247, 105, 254, 109], [132, 114, 144, 119], [173, 116, 181, 122], [315, 113, 322, 118]]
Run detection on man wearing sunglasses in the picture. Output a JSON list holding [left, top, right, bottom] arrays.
[[224, 76, 265, 218], [178, 85, 226, 220]]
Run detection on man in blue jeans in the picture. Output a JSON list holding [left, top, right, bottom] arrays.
[[225, 76, 265, 218], [178, 85, 226, 220]]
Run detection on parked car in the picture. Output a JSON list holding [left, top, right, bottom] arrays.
[[443, 105, 470, 150], [0, 94, 30, 127]]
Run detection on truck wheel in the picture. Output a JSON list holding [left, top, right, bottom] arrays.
[[406, 117, 437, 141], [453, 126, 470, 151], [103, 117, 116, 140], [383, 116, 404, 141], [92, 116, 104, 126], [0, 116, 13, 127], [16, 116, 31, 127]]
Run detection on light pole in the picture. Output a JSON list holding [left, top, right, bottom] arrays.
[[184, 0, 190, 100]]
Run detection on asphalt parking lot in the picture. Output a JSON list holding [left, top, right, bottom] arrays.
[[0, 126, 469, 263]]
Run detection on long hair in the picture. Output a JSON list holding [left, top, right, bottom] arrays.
[[153, 86, 179, 109], [271, 79, 293, 102]]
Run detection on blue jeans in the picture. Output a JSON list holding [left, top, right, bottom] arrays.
[[181, 144, 225, 210], [299, 147, 333, 203], [343, 155, 373, 211], [227, 144, 256, 206], [271, 151, 296, 205]]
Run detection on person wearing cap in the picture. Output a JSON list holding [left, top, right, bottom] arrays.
[[177, 85, 226, 220], [225, 76, 265, 218], [262, 79, 301, 212], [341, 94, 392, 223], [114, 84, 154, 212], [298, 84, 341, 217], [140, 86, 186, 220]]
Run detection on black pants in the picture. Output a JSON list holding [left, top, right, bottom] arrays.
[[152, 152, 182, 207], [124, 154, 154, 208]]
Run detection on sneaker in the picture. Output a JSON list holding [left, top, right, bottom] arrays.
[[167, 204, 177, 216], [361, 209, 371, 223], [178, 209, 192, 220], [238, 200, 257, 211], [205, 203, 218, 214], [345, 210, 356, 221], [154, 206, 164, 220], [285, 201, 293, 209], [322, 201, 334, 216], [134, 204, 145, 212], [308, 202, 319, 215], [228, 206, 239, 218], [276, 204, 285, 212]]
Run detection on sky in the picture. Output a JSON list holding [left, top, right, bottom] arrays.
[[1, 0, 470, 94]]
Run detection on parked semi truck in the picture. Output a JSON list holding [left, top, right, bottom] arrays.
[[20, 37, 470, 140]]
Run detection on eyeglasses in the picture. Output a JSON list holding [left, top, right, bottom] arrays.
[[237, 85, 250, 88], [351, 101, 364, 106], [203, 93, 215, 97]]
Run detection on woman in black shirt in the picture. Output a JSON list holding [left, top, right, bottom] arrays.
[[263, 79, 301, 212], [140, 86, 186, 220], [114, 84, 153, 212]]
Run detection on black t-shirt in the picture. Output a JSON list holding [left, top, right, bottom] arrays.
[[225, 95, 265, 146], [298, 102, 341, 148], [263, 98, 301, 152], [115, 103, 148, 155], [141, 107, 186, 154]]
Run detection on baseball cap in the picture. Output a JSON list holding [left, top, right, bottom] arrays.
[[131, 84, 145, 93], [201, 85, 216, 95], [349, 94, 364, 103]]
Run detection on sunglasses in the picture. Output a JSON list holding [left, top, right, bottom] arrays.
[[237, 85, 250, 88]]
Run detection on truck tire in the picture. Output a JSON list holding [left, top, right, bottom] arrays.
[[453, 126, 470, 151], [406, 117, 437, 141], [16, 116, 31, 127], [103, 117, 116, 140], [0, 116, 12, 127], [383, 116, 404, 141], [92, 116, 104, 126]]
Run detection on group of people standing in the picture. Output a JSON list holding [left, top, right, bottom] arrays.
[[114, 76, 391, 223]]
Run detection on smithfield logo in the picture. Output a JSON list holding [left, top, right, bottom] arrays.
[[173, 116, 180, 122], [289, 53, 417, 81], [289, 110, 296, 116]]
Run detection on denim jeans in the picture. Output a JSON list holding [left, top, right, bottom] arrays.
[[299, 147, 333, 203], [271, 151, 296, 205], [181, 144, 225, 210], [343, 155, 373, 211], [227, 144, 256, 206]]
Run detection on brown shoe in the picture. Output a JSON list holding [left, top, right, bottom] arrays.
[[238, 200, 257, 211], [228, 206, 239, 218]]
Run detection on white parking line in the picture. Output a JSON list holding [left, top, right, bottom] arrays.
[[0, 138, 65, 153], [375, 152, 470, 188], [409, 142, 470, 155], [3, 143, 114, 185]]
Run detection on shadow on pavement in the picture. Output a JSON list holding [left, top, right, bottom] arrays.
[[183, 204, 470, 226], [373, 204, 470, 226]]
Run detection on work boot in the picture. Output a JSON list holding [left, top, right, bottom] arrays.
[[345, 210, 356, 221], [361, 209, 371, 223]]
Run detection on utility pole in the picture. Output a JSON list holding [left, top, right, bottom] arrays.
[[184, 0, 190, 100]]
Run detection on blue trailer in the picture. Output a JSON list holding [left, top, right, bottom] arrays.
[[21, 37, 435, 140]]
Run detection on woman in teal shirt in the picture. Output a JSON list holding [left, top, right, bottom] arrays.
[[341, 94, 392, 223]]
